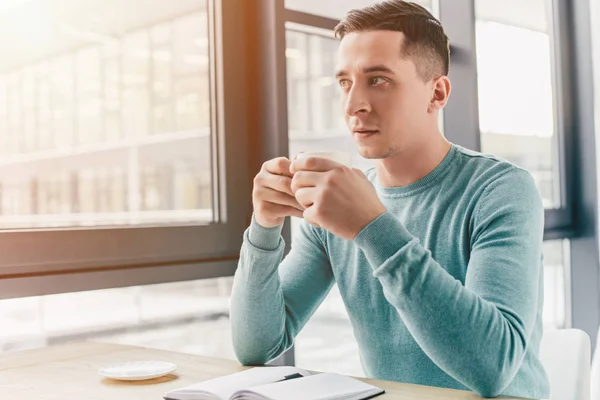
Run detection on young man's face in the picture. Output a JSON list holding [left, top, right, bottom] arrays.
[[336, 30, 442, 159]]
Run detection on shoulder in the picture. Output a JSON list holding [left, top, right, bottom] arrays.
[[454, 146, 541, 203], [446, 147, 544, 239], [470, 162, 543, 239]]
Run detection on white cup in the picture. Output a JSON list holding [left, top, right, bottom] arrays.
[[295, 151, 352, 167]]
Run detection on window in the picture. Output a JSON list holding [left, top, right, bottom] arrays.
[[0, 1, 212, 228], [0, 0, 589, 372], [475, 0, 559, 208], [0, 277, 235, 358], [0, 0, 265, 353], [474, 0, 572, 329], [294, 284, 363, 375], [542, 240, 570, 328], [286, 28, 375, 172], [0, 0, 252, 299], [285, 26, 369, 375], [285, 0, 576, 373]]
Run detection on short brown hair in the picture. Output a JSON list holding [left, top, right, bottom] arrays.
[[334, 0, 450, 81]]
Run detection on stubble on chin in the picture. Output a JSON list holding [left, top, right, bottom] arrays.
[[360, 145, 402, 160]]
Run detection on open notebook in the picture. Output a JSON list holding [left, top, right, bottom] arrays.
[[164, 366, 385, 400]]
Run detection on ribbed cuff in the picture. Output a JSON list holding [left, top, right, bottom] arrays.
[[247, 214, 284, 251], [354, 212, 413, 268]]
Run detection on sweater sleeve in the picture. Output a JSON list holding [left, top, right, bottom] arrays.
[[353, 169, 544, 398], [230, 216, 335, 365]]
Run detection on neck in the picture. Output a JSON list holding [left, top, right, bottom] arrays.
[[375, 133, 452, 187]]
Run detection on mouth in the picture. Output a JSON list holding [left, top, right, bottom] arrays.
[[353, 129, 379, 140]]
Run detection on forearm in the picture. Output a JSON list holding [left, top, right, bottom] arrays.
[[230, 218, 335, 366], [230, 221, 291, 365], [355, 213, 538, 397]]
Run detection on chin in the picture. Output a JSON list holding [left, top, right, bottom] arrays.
[[358, 145, 400, 160]]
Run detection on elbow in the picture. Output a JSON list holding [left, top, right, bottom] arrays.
[[472, 379, 510, 399], [471, 319, 528, 397], [232, 335, 273, 366], [469, 358, 521, 398], [232, 339, 272, 366], [232, 332, 288, 366], [234, 350, 270, 367]]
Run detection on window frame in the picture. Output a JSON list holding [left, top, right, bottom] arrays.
[[441, 0, 600, 346], [0, 0, 255, 299], [285, 1, 578, 236]]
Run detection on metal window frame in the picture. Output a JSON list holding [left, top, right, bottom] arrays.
[[440, 0, 577, 238], [285, 9, 339, 31], [256, 0, 295, 367], [283, 3, 583, 234], [0, 0, 256, 299], [563, 0, 600, 347]]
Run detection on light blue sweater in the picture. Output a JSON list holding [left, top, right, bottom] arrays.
[[230, 145, 550, 399]]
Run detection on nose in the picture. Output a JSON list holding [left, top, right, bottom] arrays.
[[344, 85, 371, 116]]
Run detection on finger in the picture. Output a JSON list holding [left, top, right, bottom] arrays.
[[290, 156, 340, 174], [302, 206, 320, 228], [257, 187, 304, 211], [263, 202, 305, 219], [263, 174, 295, 197], [294, 187, 320, 209], [263, 157, 293, 177], [291, 171, 323, 193]]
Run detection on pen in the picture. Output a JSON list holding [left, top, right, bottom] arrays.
[[275, 373, 304, 382]]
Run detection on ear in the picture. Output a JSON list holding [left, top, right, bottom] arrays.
[[428, 75, 451, 113]]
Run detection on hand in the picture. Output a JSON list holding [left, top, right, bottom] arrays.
[[290, 157, 386, 240], [253, 157, 305, 228]]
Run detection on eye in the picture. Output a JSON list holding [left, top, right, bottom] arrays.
[[338, 79, 351, 89], [370, 76, 388, 86]]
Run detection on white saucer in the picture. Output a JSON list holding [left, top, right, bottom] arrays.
[[99, 361, 177, 381]]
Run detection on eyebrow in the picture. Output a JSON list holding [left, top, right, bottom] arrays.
[[335, 64, 396, 78]]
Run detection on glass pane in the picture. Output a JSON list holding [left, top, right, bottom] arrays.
[[286, 29, 374, 173], [0, 0, 212, 229], [152, 23, 174, 135], [76, 47, 102, 145], [286, 29, 367, 376], [475, 0, 559, 208], [285, 0, 434, 19], [542, 240, 569, 329], [0, 277, 235, 358], [0, 75, 7, 156]]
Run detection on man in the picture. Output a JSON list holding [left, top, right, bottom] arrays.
[[230, 1, 550, 398]]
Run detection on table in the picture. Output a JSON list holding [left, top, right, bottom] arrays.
[[0, 342, 528, 399]]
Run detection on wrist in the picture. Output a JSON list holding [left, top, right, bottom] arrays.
[[254, 213, 284, 229], [248, 214, 284, 251], [354, 212, 413, 267], [353, 206, 387, 240]]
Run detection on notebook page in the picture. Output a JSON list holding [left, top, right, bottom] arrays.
[[230, 372, 384, 400], [164, 366, 310, 400]]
